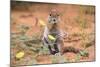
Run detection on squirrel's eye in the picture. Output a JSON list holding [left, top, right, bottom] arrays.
[[57, 14, 59, 16], [50, 14, 51, 16]]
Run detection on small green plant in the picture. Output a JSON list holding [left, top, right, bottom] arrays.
[[39, 46, 49, 55], [80, 19, 87, 29], [79, 50, 89, 57], [51, 55, 67, 63], [75, 54, 81, 62], [75, 16, 87, 29], [51, 55, 58, 63], [80, 32, 94, 49], [17, 24, 30, 35]]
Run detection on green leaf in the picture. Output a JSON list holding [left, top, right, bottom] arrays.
[[79, 50, 88, 57], [75, 54, 81, 62]]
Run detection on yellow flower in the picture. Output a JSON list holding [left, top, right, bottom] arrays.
[[16, 51, 25, 59], [39, 20, 46, 26], [48, 35, 56, 41]]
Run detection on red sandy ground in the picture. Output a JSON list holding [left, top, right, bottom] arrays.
[[11, 3, 95, 65]]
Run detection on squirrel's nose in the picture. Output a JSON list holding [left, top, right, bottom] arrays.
[[53, 19, 56, 21]]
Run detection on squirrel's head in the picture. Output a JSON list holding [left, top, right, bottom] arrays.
[[48, 9, 60, 24]]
